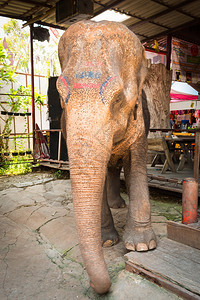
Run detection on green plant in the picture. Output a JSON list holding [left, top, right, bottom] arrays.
[[3, 19, 30, 73], [0, 85, 46, 153], [0, 39, 16, 87], [54, 170, 63, 179], [0, 155, 33, 176]]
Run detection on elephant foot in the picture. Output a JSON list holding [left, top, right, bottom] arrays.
[[101, 227, 119, 248], [123, 224, 156, 252], [108, 195, 126, 209]]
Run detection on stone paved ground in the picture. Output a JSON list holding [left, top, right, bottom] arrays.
[[0, 171, 182, 300]]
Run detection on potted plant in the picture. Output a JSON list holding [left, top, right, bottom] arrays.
[[3, 152, 10, 156], [19, 151, 25, 156], [12, 152, 18, 156]]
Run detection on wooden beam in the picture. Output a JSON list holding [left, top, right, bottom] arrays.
[[129, 0, 197, 30], [22, 4, 49, 18], [0, 12, 29, 21], [36, 20, 67, 31], [17, 0, 52, 8], [141, 17, 200, 43], [0, 0, 12, 10], [22, 7, 56, 27], [151, 0, 199, 20]]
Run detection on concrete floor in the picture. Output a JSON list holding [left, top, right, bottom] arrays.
[[0, 172, 183, 300]]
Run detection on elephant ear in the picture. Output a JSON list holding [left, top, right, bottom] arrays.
[[124, 45, 147, 108], [99, 76, 123, 106], [137, 47, 147, 100], [56, 74, 71, 108]]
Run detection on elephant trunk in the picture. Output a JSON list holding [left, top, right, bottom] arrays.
[[67, 131, 112, 294]]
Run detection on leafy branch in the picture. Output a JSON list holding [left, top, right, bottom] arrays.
[[0, 39, 16, 87]]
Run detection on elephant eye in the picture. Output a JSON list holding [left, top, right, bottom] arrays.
[[111, 91, 125, 113]]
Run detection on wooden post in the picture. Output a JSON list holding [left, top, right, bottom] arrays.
[[30, 24, 35, 155], [182, 178, 198, 224], [58, 131, 61, 161], [166, 35, 172, 71], [193, 131, 200, 180]]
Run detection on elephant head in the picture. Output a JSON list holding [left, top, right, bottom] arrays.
[[57, 20, 146, 294]]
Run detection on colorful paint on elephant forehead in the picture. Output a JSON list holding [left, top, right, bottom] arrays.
[[100, 76, 117, 105], [75, 71, 102, 79], [59, 74, 71, 104], [84, 61, 103, 68], [73, 83, 100, 89]]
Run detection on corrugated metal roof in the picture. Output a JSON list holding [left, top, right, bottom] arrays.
[[0, 0, 199, 45]]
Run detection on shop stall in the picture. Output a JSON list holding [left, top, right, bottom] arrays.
[[170, 81, 200, 129]]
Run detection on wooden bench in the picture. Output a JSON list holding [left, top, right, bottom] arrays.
[[148, 138, 176, 173]]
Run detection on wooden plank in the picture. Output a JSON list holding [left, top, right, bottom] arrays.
[[125, 262, 200, 300], [125, 238, 200, 299], [158, 237, 200, 264], [39, 162, 70, 170], [146, 164, 200, 196], [167, 220, 200, 250], [148, 182, 183, 194]]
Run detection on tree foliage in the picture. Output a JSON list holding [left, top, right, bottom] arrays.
[[3, 18, 61, 76], [3, 19, 30, 73], [0, 39, 16, 87]]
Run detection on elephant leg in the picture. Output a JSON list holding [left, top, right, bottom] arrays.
[[123, 137, 156, 252], [101, 179, 119, 247], [107, 166, 126, 209], [123, 153, 131, 197]]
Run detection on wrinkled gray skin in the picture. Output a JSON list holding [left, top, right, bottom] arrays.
[[57, 20, 156, 294]]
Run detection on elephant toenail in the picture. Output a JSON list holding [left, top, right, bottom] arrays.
[[103, 239, 119, 248], [103, 240, 113, 247], [125, 242, 135, 251], [136, 243, 148, 251], [149, 240, 156, 250]]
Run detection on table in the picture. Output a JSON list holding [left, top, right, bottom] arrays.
[[148, 137, 176, 174], [149, 129, 200, 179], [166, 136, 195, 171]]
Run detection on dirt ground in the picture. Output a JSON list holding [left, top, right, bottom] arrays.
[[0, 167, 183, 300]]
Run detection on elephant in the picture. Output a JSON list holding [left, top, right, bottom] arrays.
[[56, 20, 156, 294]]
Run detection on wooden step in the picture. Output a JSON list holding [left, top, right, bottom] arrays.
[[125, 238, 200, 300]]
